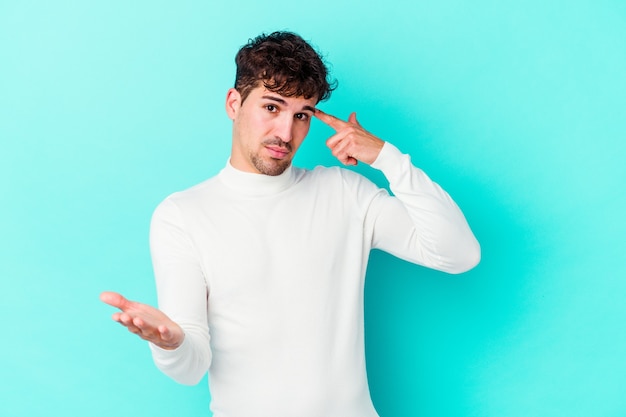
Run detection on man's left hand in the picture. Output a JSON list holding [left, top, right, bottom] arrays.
[[314, 109, 384, 166]]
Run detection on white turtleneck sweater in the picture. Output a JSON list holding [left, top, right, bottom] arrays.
[[148, 142, 480, 417]]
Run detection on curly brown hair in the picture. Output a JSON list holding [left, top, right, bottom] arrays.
[[234, 31, 337, 104]]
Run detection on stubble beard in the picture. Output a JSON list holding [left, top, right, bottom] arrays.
[[249, 139, 293, 176], [249, 153, 291, 176]]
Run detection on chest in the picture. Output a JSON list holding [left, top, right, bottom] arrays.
[[187, 184, 368, 301]]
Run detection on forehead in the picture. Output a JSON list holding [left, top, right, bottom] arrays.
[[248, 86, 317, 109]]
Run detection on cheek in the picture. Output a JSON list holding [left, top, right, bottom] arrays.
[[292, 123, 311, 149], [295, 122, 311, 137], [252, 115, 275, 136], [239, 121, 267, 148]]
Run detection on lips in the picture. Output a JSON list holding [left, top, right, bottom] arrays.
[[265, 146, 290, 159]]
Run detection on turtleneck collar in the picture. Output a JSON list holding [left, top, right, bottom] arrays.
[[218, 159, 297, 196]]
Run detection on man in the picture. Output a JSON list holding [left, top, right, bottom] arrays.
[[101, 31, 480, 416]]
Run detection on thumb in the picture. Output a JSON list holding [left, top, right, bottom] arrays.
[[158, 325, 173, 340], [348, 112, 360, 126]]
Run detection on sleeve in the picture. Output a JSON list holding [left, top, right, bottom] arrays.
[[367, 142, 481, 274], [148, 197, 212, 385]]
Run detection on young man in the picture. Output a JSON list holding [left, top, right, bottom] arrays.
[[101, 31, 480, 416]]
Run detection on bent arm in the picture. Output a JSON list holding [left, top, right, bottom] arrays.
[[149, 198, 212, 385], [369, 142, 480, 274]]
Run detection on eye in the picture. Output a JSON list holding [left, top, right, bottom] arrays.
[[265, 104, 277, 112], [295, 113, 310, 121]]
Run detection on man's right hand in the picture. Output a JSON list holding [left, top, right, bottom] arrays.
[[100, 291, 184, 350]]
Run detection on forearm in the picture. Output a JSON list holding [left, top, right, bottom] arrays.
[[371, 142, 480, 273], [149, 198, 213, 384], [149, 325, 212, 385]]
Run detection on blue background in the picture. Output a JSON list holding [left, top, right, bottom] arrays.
[[1, 1, 625, 416]]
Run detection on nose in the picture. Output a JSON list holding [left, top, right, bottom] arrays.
[[273, 114, 294, 143]]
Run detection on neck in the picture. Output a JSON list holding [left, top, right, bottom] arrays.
[[218, 159, 296, 196]]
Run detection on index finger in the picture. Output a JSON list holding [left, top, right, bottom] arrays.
[[314, 109, 348, 131]]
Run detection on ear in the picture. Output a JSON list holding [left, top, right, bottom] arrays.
[[225, 88, 241, 120]]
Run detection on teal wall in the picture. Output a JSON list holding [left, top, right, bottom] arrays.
[[2, 1, 625, 416]]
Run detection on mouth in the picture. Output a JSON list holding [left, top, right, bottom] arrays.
[[265, 145, 291, 159]]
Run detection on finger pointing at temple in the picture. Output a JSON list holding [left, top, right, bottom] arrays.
[[314, 108, 350, 130], [314, 109, 384, 166]]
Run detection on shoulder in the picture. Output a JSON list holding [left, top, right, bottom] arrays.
[[299, 164, 368, 185], [152, 175, 222, 219], [297, 165, 386, 200], [169, 176, 221, 202]]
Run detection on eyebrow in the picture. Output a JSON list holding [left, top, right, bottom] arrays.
[[261, 95, 316, 113]]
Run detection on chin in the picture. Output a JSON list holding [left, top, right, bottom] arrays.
[[251, 155, 291, 176]]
